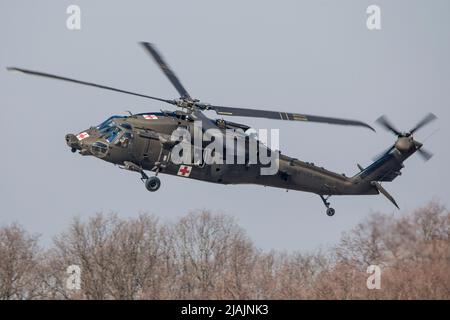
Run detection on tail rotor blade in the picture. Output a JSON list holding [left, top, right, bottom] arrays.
[[417, 148, 433, 161], [376, 115, 401, 136], [410, 113, 437, 134]]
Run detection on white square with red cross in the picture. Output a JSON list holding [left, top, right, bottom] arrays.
[[177, 165, 192, 177], [76, 132, 89, 141], [143, 114, 158, 120]]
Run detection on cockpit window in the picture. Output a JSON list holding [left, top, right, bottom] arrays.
[[105, 126, 122, 143], [96, 116, 126, 143]]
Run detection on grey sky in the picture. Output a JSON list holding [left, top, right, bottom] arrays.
[[1, 0, 449, 251]]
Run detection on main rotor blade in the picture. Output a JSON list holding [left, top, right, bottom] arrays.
[[191, 109, 219, 131], [208, 105, 375, 131], [7, 67, 175, 104], [140, 42, 191, 99], [417, 148, 433, 161], [410, 113, 437, 134], [376, 115, 401, 136]]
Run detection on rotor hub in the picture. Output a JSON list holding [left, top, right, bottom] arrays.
[[395, 136, 414, 152]]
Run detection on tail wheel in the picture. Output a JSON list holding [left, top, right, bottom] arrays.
[[145, 176, 161, 192], [326, 208, 335, 217]]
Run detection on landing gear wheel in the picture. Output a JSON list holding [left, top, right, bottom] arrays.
[[326, 208, 335, 217], [319, 195, 335, 217], [145, 176, 161, 192]]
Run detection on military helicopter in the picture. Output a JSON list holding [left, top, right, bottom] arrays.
[[7, 42, 436, 216]]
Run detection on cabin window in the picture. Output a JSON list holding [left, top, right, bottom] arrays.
[[115, 132, 133, 148]]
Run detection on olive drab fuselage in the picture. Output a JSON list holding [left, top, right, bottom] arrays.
[[66, 111, 420, 202]]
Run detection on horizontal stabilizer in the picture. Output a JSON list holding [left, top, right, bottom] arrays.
[[371, 181, 399, 209]]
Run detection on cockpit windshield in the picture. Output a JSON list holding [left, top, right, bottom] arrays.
[[96, 115, 126, 142], [97, 115, 126, 132]]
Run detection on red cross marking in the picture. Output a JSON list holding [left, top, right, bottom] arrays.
[[76, 132, 89, 141], [178, 166, 191, 176]]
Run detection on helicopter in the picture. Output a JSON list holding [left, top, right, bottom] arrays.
[[7, 42, 437, 216]]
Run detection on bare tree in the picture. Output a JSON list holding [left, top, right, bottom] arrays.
[[0, 223, 41, 299], [48, 213, 164, 299], [1, 201, 448, 300], [332, 201, 450, 299], [171, 211, 256, 299]]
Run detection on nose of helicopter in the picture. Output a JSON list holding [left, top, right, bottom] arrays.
[[65, 133, 81, 152]]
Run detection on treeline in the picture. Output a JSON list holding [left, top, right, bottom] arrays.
[[0, 201, 449, 299]]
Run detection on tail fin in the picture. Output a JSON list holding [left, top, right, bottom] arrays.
[[357, 152, 403, 182], [355, 152, 402, 209]]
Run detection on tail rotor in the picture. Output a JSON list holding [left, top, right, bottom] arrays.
[[373, 113, 437, 161]]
